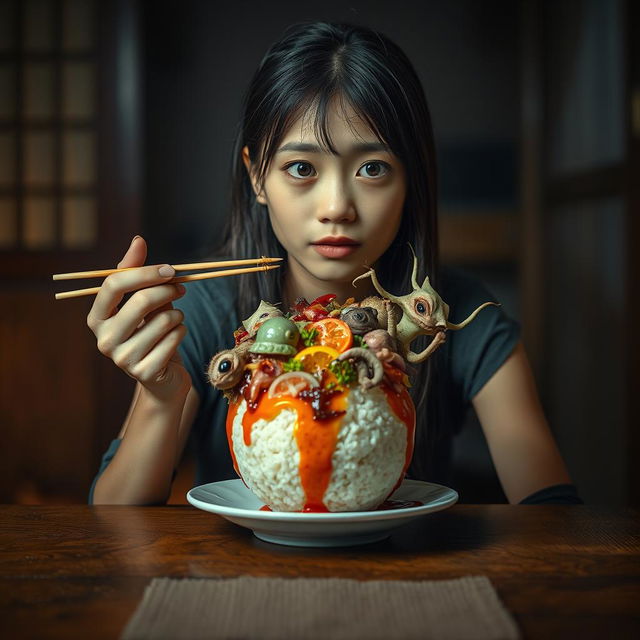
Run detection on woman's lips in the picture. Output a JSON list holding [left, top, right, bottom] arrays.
[[312, 244, 359, 258]]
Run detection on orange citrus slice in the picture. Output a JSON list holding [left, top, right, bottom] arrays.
[[267, 372, 319, 398], [304, 318, 353, 353], [293, 345, 340, 376]]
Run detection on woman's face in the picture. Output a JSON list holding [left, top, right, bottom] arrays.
[[243, 98, 407, 295]]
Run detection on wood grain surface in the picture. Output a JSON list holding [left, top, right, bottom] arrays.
[[0, 505, 638, 639]]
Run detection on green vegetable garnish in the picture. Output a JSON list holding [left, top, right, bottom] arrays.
[[283, 358, 304, 372], [328, 359, 357, 385], [300, 327, 318, 347], [353, 334, 368, 348]]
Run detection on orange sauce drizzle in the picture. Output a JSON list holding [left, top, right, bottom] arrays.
[[232, 390, 347, 512], [227, 368, 415, 512]]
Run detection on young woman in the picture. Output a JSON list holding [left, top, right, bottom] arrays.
[[89, 22, 580, 505]]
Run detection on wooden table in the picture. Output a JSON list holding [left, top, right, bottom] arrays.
[[1, 505, 638, 639]]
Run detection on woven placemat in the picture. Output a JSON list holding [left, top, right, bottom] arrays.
[[121, 575, 520, 639]]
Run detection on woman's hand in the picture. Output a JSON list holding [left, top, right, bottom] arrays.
[[87, 236, 190, 402]]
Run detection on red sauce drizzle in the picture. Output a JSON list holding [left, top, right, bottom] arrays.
[[229, 388, 347, 512], [227, 363, 415, 513]]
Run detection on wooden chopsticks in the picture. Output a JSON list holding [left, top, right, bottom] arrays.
[[53, 257, 283, 300]]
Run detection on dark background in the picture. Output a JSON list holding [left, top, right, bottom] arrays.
[[141, 0, 520, 262], [142, 0, 522, 503], [0, 0, 637, 506]]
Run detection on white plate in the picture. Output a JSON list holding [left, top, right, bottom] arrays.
[[187, 479, 458, 547]]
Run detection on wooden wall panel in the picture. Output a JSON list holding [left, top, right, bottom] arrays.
[[0, 291, 95, 501], [0, 0, 142, 504]]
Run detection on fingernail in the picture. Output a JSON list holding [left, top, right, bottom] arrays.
[[158, 265, 175, 277], [130, 235, 141, 247]]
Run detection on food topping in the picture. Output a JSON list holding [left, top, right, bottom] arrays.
[[297, 385, 346, 422], [293, 345, 341, 376], [267, 371, 319, 398], [215, 292, 417, 512], [249, 317, 300, 356], [303, 317, 353, 353]]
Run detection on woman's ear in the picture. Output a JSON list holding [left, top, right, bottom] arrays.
[[242, 146, 268, 205]]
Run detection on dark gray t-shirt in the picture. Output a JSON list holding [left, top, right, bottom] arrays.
[[89, 267, 520, 501]]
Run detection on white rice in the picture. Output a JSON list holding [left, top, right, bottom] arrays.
[[230, 386, 408, 511]]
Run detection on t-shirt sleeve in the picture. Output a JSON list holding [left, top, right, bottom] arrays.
[[88, 438, 121, 504], [444, 269, 521, 405]]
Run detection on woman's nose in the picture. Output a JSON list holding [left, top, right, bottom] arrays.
[[316, 180, 357, 224]]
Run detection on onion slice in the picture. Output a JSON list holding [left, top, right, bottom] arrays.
[[267, 371, 320, 398]]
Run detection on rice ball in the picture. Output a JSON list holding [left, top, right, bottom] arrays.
[[227, 384, 415, 512]]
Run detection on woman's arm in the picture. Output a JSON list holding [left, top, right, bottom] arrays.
[[472, 340, 573, 504], [91, 383, 200, 504], [88, 235, 199, 505]]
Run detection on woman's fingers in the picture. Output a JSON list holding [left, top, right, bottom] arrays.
[[111, 308, 185, 373], [117, 235, 147, 269], [125, 324, 188, 385], [85, 236, 192, 395], [88, 235, 172, 327], [87, 263, 178, 328], [95, 283, 185, 351]]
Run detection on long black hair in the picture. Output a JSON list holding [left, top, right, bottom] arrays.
[[220, 21, 441, 480]]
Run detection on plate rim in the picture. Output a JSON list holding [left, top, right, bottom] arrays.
[[186, 478, 458, 523]]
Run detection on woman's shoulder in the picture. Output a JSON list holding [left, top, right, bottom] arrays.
[[438, 265, 521, 402], [438, 266, 499, 318]]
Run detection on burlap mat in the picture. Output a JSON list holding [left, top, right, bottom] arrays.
[[121, 575, 520, 639]]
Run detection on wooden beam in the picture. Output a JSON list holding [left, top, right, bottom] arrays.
[[624, 0, 639, 506], [439, 211, 517, 264], [520, 0, 545, 379], [546, 164, 624, 205]]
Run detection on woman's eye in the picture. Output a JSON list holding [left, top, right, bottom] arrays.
[[285, 162, 316, 179], [358, 161, 389, 178]]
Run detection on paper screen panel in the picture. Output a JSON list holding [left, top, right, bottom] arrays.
[[23, 131, 55, 187], [0, 64, 15, 118], [0, 198, 17, 248], [62, 131, 95, 186], [62, 0, 94, 51], [24, 0, 54, 52], [62, 62, 95, 119], [23, 196, 56, 249], [0, 132, 15, 186], [62, 196, 96, 248], [23, 62, 55, 120], [0, 1, 16, 51]]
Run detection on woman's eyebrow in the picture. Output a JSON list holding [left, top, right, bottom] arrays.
[[276, 141, 390, 155]]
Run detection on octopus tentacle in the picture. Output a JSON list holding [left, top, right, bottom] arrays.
[[337, 347, 384, 390]]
